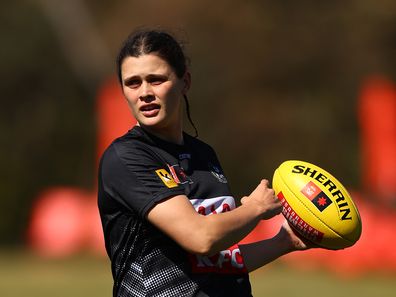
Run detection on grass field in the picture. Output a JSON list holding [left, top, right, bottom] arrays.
[[0, 250, 395, 297]]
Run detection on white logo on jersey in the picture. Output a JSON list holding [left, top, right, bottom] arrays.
[[209, 163, 228, 183]]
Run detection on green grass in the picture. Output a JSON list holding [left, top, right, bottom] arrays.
[[0, 250, 395, 297], [250, 265, 396, 297], [0, 250, 112, 297]]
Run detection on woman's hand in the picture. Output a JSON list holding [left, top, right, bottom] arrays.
[[240, 179, 283, 220]]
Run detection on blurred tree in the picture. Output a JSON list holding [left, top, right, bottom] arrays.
[[0, 0, 95, 244]]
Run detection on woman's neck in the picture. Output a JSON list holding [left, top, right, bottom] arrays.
[[137, 123, 184, 145]]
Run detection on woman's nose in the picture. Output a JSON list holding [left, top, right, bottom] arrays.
[[139, 82, 154, 100]]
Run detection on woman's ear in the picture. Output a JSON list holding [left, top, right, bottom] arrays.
[[182, 72, 191, 94]]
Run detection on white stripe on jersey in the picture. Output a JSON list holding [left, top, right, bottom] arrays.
[[190, 196, 236, 216]]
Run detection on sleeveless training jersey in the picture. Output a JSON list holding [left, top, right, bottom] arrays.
[[98, 126, 252, 297]]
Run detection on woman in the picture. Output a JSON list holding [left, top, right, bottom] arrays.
[[98, 29, 311, 297]]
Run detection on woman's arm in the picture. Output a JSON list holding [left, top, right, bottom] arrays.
[[238, 220, 311, 272], [147, 179, 283, 255]]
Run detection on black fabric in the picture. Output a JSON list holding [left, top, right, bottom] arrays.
[[98, 126, 252, 297]]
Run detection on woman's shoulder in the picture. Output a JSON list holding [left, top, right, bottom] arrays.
[[101, 127, 155, 162], [184, 133, 216, 154]]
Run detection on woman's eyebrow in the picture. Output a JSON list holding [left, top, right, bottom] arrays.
[[146, 74, 168, 80]]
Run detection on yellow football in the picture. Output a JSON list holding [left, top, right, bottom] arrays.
[[272, 160, 362, 250]]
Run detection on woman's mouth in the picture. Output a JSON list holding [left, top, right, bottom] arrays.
[[140, 104, 160, 117]]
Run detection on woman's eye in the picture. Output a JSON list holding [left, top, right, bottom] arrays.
[[149, 76, 167, 85], [125, 79, 141, 88]]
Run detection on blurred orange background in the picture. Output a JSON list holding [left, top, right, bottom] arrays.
[[1, 0, 396, 279]]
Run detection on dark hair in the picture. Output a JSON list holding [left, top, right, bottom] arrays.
[[116, 29, 198, 137], [116, 29, 188, 84]]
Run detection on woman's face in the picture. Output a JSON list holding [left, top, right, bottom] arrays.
[[121, 54, 190, 137]]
